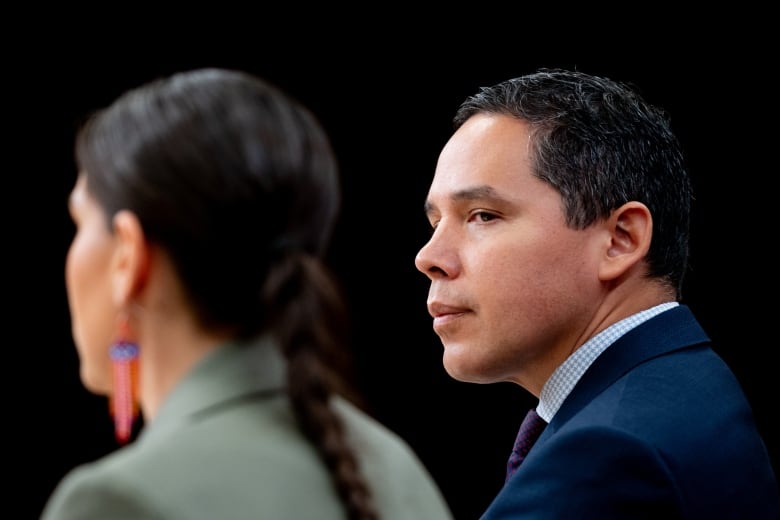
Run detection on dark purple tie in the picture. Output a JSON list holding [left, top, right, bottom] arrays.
[[506, 408, 547, 481]]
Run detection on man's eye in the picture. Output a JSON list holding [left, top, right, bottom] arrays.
[[471, 211, 497, 223]]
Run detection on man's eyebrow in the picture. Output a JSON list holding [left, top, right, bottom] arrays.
[[423, 185, 501, 216]]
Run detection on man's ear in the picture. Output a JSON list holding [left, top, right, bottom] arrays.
[[111, 210, 151, 306], [598, 201, 652, 282]]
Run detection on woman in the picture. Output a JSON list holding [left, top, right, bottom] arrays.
[[43, 68, 453, 520]]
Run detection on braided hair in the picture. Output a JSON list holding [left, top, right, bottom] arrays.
[[75, 68, 378, 520]]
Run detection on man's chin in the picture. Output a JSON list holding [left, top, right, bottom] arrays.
[[442, 348, 494, 384]]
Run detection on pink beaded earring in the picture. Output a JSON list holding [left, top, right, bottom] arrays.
[[109, 317, 139, 445]]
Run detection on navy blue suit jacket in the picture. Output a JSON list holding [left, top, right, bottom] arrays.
[[482, 305, 779, 519]]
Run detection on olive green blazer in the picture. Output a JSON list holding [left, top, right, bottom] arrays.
[[42, 337, 453, 519]]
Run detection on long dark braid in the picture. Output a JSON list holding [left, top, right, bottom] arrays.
[[263, 252, 378, 520], [76, 68, 381, 519]]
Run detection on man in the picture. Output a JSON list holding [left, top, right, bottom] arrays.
[[415, 68, 779, 518]]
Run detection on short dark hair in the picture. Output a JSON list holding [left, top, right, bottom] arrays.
[[454, 68, 691, 298]]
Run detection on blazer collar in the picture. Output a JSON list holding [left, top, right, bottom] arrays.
[[549, 304, 710, 429], [141, 335, 287, 439]]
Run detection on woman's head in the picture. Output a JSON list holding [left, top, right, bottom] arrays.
[[74, 68, 341, 337], [67, 68, 377, 518]]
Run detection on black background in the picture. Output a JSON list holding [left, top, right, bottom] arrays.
[[11, 23, 776, 519]]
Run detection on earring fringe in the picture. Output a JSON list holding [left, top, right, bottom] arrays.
[[109, 323, 139, 445]]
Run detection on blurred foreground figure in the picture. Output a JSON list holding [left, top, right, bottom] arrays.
[[44, 67, 453, 520]]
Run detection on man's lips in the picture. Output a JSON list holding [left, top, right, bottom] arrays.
[[427, 302, 470, 330], [427, 301, 470, 318]]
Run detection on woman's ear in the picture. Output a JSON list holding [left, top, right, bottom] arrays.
[[598, 201, 653, 282], [110, 210, 151, 306]]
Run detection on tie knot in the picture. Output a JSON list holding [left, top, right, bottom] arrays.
[[506, 408, 547, 481]]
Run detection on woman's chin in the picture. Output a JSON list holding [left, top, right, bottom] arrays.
[[80, 366, 111, 396]]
